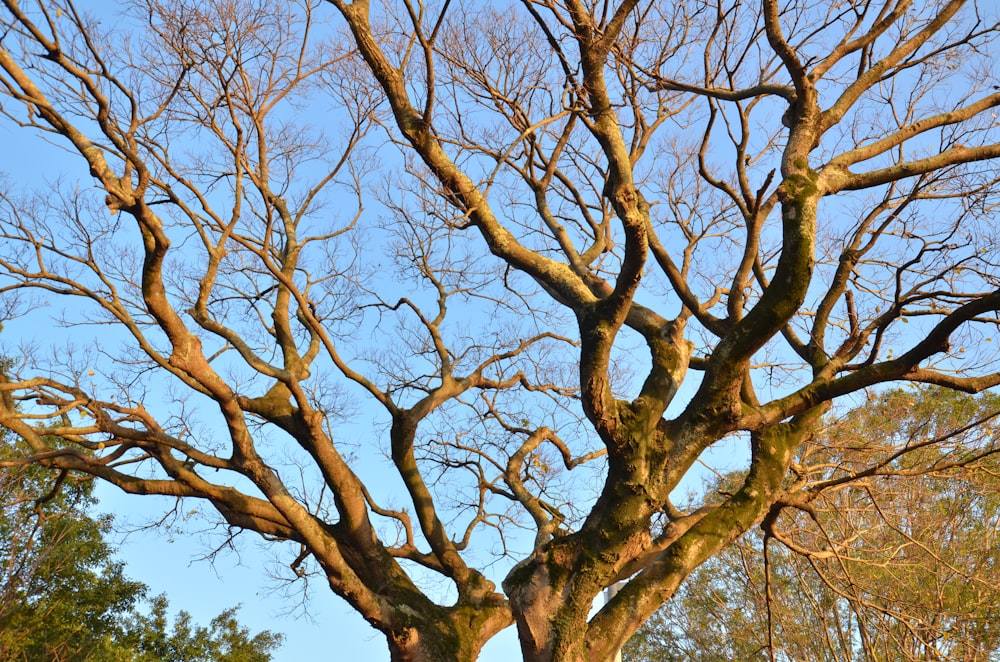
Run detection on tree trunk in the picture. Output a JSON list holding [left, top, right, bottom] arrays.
[[382, 599, 511, 662]]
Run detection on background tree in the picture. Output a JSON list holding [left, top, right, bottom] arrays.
[[623, 387, 1000, 661], [3, 1, 1000, 661], [115, 596, 285, 662], [0, 430, 284, 662], [0, 433, 144, 660]]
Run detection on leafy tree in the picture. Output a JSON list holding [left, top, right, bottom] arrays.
[[0, 431, 144, 660], [114, 595, 285, 662], [624, 388, 1000, 661], [2, 1, 1000, 660], [0, 432, 283, 662]]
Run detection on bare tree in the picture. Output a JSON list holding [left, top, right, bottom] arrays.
[[3, 1, 1000, 660], [624, 387, 1000, 661]]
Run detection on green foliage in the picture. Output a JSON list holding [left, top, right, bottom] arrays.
[[0, 430, 141, 660], [624, 387, 1000, 662], [109, 595, 284, 662], [0, 431, 284, 662]]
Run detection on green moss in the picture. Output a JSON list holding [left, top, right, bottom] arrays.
[[783, 168, 818, 203]]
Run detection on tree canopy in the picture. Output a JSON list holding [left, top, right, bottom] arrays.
[[1, 434, 143, 660], [2, 1, 1000, 660], [0, 430, 284, 661]]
